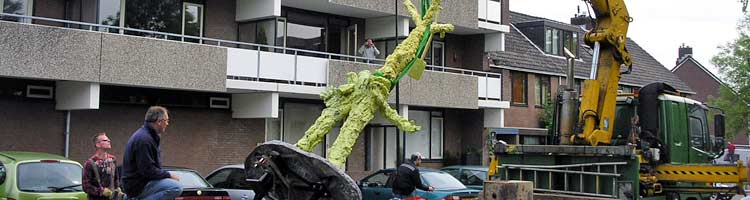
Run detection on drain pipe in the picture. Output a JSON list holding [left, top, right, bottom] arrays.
[[65, 110, 71, 158]]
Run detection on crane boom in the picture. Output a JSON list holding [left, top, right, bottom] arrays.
[[573, 0, 633, 146]]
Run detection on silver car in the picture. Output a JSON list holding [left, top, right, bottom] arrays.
[[206, 164, 256, 200]]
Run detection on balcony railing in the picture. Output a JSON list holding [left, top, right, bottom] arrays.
[[0, 12, 503, 101]]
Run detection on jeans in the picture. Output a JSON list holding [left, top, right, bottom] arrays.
[[130, 178, 183, 200]]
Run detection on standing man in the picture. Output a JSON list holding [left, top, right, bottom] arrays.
[[358, 39, 380, 63], [728, 142, 737, 163], [122, 106, 183, 199], [391, 152, 434, 199], [83, 132, 121, 200]]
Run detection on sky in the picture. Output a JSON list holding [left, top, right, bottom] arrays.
[[510, 0, 746, 77]]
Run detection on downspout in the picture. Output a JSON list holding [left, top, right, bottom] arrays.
[[65, 110, 71, 158]]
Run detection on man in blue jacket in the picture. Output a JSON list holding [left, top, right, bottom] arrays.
[[122, 106, 183, 199]]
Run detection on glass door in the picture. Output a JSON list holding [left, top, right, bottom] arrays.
[[346, 24, 357, 61], [182, 2, 203, 43], [369, 125, 398, 170]]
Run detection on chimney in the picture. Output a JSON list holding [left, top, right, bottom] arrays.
[[570, 8, 592, 30], [676, 43, 693, 65]]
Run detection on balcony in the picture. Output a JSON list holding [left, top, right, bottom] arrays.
[[0, 13, 507, 109]]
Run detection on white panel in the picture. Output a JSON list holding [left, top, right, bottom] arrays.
[[296, 56, 328, 84], [478, 100, 510, 108], [478, 0, 487, 20], [487, 0, 501, 22], [365, 17, 409, 40], [277, 84, 325, 95], [236, 0, 280, 22], [477, 77, 487, 98], [484, 108, 504, 128], [226, 79, 277, 91], [55, 81, 99, 110], [232, 92, 279, 118], [259, 51, 295, 80], [487, 77, 502, 99], [227, 48, 259, 77], [479, 22, 510, 32], [484, 32, 503, 52]]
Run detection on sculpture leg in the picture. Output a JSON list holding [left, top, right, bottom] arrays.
[[327, 97, 377, 167]]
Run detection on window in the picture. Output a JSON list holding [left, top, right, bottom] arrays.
[[460, 170, 487, 186], [425, 41, 445, 66], [0, 162, 5, 184], [535, 75, 551, 106], [125, 0, 181, 36], [17, 162, 83, 192], [206, 169, 232, 186], [688, 105, 709, 150], [544, 28, 578, 57], [361, 171, 391, 187], [689, 117, 704, 149], [1, 0, 33, 23], [404, 110, 444, 160], [98, 0, 124, 33], [182, 3, 203, 43], [511, 72, 527, 105], [265, 109, 282, 141], [283, 103, 324, 155], [618, 85, 633, 93]]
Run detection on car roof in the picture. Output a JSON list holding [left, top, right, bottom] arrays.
[[0, 151, 71, 162], [441, 165, 488, 171]]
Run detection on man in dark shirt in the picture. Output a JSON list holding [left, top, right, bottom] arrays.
[[122, 106, 183, 199], [392, 152, 434, 199]]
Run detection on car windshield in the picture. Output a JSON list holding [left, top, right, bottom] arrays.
[[421, 171, 467, 190], [169, 170, 211, 188], [17, 162, 83, 192]]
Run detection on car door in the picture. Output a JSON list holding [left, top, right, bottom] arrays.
[[360, 171, 394, 200]]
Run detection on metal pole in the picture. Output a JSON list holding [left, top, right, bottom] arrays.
[[395, 0, 403, 165], [65, 111, 71, 158]]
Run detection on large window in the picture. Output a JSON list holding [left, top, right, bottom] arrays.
[[282, 103, 325, 155], [511, 72, 527, 105], [544, 28, 578, 57], [1, 0, 33, 22], [535, 75, 551, 106], [404, 110, 444, 160], [98, 0, 124, 33], [125, 0, 182, 36]]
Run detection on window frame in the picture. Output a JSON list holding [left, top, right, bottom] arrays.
[[1, 0, 34, 23], [511, 72, 528, 105], [534, 75, 551, 107], [181, 2, 204, 42]]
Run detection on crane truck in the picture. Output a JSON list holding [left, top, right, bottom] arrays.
[[488, 0, 745, 200]]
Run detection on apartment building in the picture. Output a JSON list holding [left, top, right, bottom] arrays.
[[0, 0, 511, 178], [486, 12, 694, 145]]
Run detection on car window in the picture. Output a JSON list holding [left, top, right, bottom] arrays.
[[17, 162, 83, 192], [442, 168, 459, 178], [362, 171, 391, 187], [169, 170, 210, 188], [223, 169, 252, 189], [421, 171, 466, 190], [460, 170, 486, 185], [207, 168, 232, 186], [0, 162, 5, 184]]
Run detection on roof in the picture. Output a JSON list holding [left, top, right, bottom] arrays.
[[672, 55, 725, 85], [0, 151, 69, 162], [490, 12, 695, 94]]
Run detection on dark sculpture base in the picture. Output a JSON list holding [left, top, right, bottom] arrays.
[[243, 140, 362, 200]]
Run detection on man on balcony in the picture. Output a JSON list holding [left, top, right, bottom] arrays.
[[358, 39, 381, 63]]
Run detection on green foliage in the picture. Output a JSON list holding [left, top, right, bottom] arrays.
[[538, 94, 555, 130], [709, 14, 750, 139]]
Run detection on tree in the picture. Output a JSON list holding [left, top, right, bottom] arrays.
[[710, 14, 750, 140]]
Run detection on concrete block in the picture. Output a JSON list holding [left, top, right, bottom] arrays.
[[480, 180, 533, 200]]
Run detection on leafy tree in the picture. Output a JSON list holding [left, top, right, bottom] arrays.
[[709, 14, 750, 140]]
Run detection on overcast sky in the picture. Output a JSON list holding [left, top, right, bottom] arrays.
[[510, 0, 746, 77]]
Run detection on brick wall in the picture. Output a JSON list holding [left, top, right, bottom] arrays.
[[204, 0, 238, 43], [0, 96, 265, 175], [673, 61, 721, 103], [0, 96, 66, 155]]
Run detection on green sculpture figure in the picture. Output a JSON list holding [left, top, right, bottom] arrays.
[[295, 0, 454, 167]]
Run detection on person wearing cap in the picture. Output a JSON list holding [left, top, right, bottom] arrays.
[[391, 152, 435, 199]]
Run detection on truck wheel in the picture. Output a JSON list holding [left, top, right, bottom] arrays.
[[666, 192, 680, 200]]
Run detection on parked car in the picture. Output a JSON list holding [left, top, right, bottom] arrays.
[[164, 166, 232, 200], [359, 168, 480, 200], [0, 151, 87, 200], [440, 166, 488, 191], [206, 164, 256, 200]]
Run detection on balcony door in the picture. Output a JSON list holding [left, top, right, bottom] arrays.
[[345, 24, 358, 61], [368, 125, 399, 171], [182, 2, 203, 43]]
